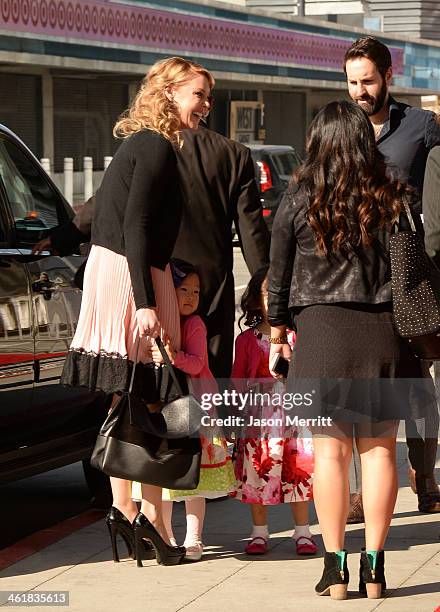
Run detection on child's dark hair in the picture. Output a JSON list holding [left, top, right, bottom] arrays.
[[239, 265, 269, 331], [170, 258, 200, 288]]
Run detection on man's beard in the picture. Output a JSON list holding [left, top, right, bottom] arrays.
[[355, 81, 388, 116]]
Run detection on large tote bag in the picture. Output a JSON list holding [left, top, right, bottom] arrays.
[[91, 341, 202, 490], [390, 197, 440, 360]]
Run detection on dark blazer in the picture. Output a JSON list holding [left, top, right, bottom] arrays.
[[423, 146, 440, 267], [175, 128, 270, 377], [51, 128, 270, 377], [174, 128, 269, 315]]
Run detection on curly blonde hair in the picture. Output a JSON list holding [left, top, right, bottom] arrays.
[[113, 57, 215, 142]]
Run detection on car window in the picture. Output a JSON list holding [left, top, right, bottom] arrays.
[[271, 152, 301, 178], [0, 192, 6, 244], [0, 137, 66, 243]]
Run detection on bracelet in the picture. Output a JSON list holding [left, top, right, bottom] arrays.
[[269, 336, 288, 344]]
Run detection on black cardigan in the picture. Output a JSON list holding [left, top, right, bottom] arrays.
[[91, 129, 181, 309]]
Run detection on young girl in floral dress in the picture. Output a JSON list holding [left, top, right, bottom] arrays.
[[231, 266, 316, 556], [149, 259, 235, 561]]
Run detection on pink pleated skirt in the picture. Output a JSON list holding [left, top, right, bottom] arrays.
[[61, 245, 182, 400]]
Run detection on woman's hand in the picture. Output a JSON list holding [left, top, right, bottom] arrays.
[[269, 342, 292, 380], [151, 336, 175, 363], [32, 237, 54, 255], [136, 307, 160, 338]]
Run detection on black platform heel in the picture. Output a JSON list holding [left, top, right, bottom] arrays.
[[359, 549, 386, 599], [105, 507, 155, 562], [315, 550, 349, 600], [133, 512, 185, 567]]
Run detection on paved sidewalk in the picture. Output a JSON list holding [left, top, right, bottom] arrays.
[[0, 441, 439, 612]]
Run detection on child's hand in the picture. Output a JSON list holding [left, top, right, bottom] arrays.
[[151, 337, 175, 364]]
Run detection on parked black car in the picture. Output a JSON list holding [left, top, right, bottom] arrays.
[[0, 124, 108, 498], [248, 144, 302, 231]]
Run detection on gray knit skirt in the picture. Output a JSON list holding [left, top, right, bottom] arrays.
[[287, 303, 436, 426]]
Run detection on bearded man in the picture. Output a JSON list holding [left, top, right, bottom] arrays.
[[345, 36, 440, 208], [343, 36, 440, 515]]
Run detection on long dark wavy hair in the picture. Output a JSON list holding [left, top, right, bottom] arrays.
[[238, 265, 269, 331], [295, 100, 408, 257]]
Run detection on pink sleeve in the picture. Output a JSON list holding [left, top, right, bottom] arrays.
[[173, 317, 207, 376]]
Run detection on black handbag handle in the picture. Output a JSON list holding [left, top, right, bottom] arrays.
[[127, 339, 140, 394], [155, 337, 185, 397], [395, 196, 440, 273]]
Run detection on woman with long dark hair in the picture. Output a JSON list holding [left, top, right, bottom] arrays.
[[267, 100, 433, 599]]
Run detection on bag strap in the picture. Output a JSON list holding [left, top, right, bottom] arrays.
[[155, 337, 184, 396], [128, 339, 140, 394], [401, 195, 417, 233]]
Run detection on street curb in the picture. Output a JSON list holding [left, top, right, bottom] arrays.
[[0, 509, 104, 572]]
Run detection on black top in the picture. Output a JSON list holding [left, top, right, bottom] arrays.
[[377, 98, 440, 204], [267, 185, 422, 327], [91, 130, 181, 310]]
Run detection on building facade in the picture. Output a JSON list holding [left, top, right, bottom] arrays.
[[1, 0, 440, 180], [246, 0, 440, 39]]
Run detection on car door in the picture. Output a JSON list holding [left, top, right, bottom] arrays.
[[0, 210, 34, 456], [0, 129, 103, 480]]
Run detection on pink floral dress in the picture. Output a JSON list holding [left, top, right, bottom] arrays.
[[231, 328, 314, 504]]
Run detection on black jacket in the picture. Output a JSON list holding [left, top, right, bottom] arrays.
[[268, 185, 395, 327]]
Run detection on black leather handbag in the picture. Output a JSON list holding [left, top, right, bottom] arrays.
[[390, 198, 440, 360], [90, 340, 202, 489], [129, 338, 206, 439]]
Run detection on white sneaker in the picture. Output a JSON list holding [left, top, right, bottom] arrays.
[[184, 541, 203, 561]]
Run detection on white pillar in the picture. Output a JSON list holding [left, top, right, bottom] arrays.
[[83, 156, 93, 200], [104, 156, 113, 170], [40, 158, 51, 176], [64, 157, 74, 206], [42, 72, 54, 163]]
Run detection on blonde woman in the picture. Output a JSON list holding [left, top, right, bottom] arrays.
[[61, 57, 214, 566]]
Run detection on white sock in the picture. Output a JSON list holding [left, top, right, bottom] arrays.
[[292, 525, 312, 540], [251, 524, 269, 540]]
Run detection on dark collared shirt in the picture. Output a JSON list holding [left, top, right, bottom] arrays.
[[377, 98, 440, 205]]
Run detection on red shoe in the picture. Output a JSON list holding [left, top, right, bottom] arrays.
[[244, 536, 268, 555], [295, 535, 317, 556]]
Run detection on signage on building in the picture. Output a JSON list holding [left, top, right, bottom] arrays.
[[230, 101, 265, 144]]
